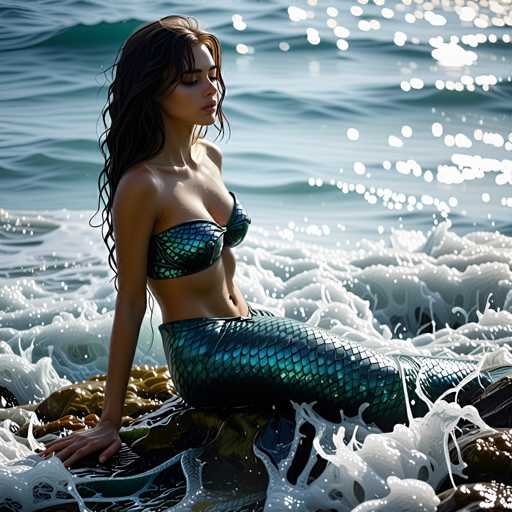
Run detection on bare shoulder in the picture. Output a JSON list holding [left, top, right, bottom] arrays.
[[199, 138, 223, 173], [115, 164, 160, 205], [111, 164, 159, 304], [113, 164, 161, 234]]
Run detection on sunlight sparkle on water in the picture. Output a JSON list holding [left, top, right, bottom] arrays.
[[346, 128, 360, 141], [288, 6, 309, 22], [306, 27, 321, 45], [431, 41, 478, 67], [232, 14, 247, 31]]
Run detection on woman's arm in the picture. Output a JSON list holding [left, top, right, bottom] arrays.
[[99, 169, 159, 427], [99, 300, 146, 428], [39, 167, 159, 467]]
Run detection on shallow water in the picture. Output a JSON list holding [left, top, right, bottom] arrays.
[[1, 0, 512, 510]]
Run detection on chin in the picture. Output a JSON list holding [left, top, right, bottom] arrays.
[[196, 116, 217, 126]]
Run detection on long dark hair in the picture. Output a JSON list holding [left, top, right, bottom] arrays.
[[90, 15, 230, 349]]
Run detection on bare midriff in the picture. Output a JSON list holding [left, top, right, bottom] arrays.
[[148, 245, 250, 324], [144, 139, 250, 324]]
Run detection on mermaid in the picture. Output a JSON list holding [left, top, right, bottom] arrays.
[[39, 15, 507, 468]]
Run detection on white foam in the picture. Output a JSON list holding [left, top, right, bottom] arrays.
[[0, 340, 69, 405], [256, 394, 494, 511], [0, 210, 511, 510]]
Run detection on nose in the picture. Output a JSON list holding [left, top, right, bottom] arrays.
[[204, 77, 218, 97]]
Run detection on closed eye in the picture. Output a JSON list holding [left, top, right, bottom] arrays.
[[182, 76, 218, 86]]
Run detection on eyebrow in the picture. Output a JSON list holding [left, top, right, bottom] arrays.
[[183, 65, 218, 74]]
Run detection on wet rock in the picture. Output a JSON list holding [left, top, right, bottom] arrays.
[[35, 365, 175, 420], [34, 505, 79, 512], [32, 413, 104, 437], [0, 385, 18, 408], [437, 481, 512, 511], [132, 405, 271, 449], [24, 365, 177, 437], [74, 402, 293, 509], [457, 429, 512, 486], [460, 375, 512, 428], [439, 429, 512, 492]]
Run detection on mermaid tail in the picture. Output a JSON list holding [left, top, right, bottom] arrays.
[[158, 305, 506, 430]]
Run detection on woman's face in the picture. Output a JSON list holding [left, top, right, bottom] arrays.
[[160, 43, 220, 126]]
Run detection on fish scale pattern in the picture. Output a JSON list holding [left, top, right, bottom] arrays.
[[159, 305, 497, 429], [223, 192, 251, 247], [147, 190, 251, 279], [147, 222, 225, 279]]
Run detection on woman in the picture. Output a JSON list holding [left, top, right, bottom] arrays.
[[38, 15, 501, 469]]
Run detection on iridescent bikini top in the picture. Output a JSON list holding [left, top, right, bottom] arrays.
[[147, 190, 251, 279]]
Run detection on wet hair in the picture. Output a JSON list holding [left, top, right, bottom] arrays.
[[89, 15, 230, 350]]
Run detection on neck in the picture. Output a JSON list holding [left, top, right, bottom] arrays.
[[154, 116, 201, 169]]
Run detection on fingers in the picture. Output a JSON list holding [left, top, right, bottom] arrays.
[[42, 438, 121, 468], [63, 438, 121, 468], [62, 442, 100, 468], [56, 440, 90, 467], [39, 434, 77, 457], [37, 430, 122, 469], [99, 438, 122, 463]]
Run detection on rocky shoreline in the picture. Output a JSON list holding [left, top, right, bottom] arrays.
[[1, 367, 511, 511]]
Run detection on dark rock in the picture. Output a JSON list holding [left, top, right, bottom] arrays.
[[0, 385, 18, 408], [462, 375, 512, 428], [458, 429, 512, 486], [437, 481, 512, 511], [439, 429, 512, 492]]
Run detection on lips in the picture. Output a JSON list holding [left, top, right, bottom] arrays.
[[202, 102, 217, 110]]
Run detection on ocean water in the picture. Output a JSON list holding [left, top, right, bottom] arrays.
[[1, 0, 512, 510]]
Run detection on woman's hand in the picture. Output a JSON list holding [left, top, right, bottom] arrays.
[[38, 419, 122, 468]]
